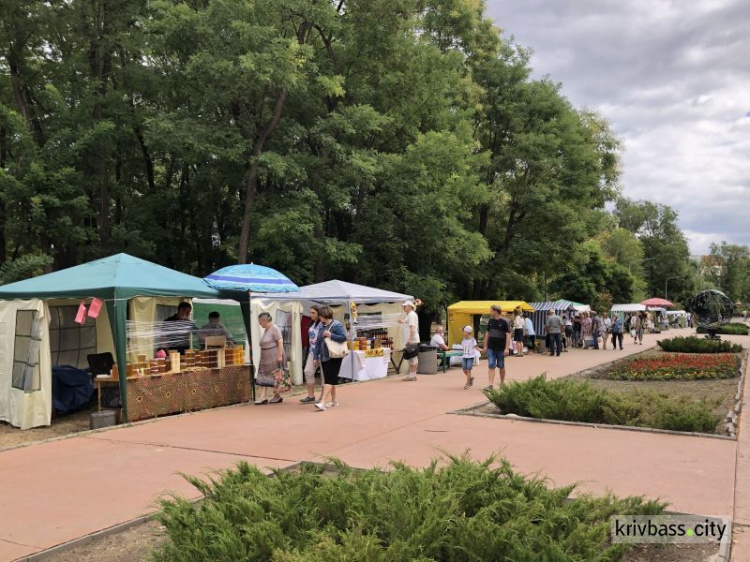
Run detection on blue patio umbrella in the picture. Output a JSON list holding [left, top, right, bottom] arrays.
[[204, 264, 300, 293]]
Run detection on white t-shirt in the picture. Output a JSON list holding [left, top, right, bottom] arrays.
[[461, 337, 477, 358], [513, 315, 524, 330], [402, 310, 419, 346], [524, 317, 535, 336], [430, 333, 446, 348]]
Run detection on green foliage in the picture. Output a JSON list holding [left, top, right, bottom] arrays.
[[486, 375, 722, 433], [152, 456, 665, 561], [0, 254, 53, 284], [697, 323, 749, 336], [658, 336, 744, 353]]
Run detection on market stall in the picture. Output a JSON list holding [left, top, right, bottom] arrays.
[[528, 300, 578, 339], [446, 301, 535, 346], [0, 254, 258, 429], [609, 303, 647, 324], [259, 280, 414, 380]]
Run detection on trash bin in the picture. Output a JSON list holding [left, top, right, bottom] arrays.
[[417, 344, 438, 374], [90, 410, 116, 430]]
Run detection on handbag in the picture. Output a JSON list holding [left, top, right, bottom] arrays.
[[274, 366, 292, 393], [325, 338, 349, 359], [403, 343, 419, 360]]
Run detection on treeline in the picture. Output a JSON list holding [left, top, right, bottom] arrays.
[[1, 0, 745, 309]]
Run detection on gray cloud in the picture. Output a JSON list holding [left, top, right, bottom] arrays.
[[487, 0, 750, 253]]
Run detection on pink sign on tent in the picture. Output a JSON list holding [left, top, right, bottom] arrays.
[[87, 298, 103, 318], [75, 302, 87, 324]]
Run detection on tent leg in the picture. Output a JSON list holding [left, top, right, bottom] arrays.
[[107, 298, 129, 423]]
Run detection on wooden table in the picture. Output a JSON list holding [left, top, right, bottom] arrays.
[[94, 376, 120, 412]]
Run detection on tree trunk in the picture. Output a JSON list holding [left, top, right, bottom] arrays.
[[237, 89, 288, 263]]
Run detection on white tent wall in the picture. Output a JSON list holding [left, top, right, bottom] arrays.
[[0, 299, 52, 429], [250, 298, 303, 385]]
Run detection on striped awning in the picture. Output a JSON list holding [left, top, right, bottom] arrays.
[[205, 264, 300, 293]]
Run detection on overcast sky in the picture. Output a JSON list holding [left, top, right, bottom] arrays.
[[486, 0, 750, 255]]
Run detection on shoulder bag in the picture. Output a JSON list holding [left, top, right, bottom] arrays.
[[403, 343, 419, 360], [324, 321, 349, 358]]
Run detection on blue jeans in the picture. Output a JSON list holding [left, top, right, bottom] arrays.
[[548, 333, 562, 356], [461, 357, 475, 371], [593, 330, 600, 349], [486, 348, 505, 369]]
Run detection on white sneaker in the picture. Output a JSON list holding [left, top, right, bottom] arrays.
[[325, 401, 339, 408], [314, 402, 326, 411]]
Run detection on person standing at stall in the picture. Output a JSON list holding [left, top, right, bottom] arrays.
[[523, 313, 536, 353], [255, 312, 285, 405], [482, 305, 510, 390], [300, 305, 321, 404], [545, 309, 563, 356], [162, 302, 198, 354], [313, 306, 348, 411], [399, 301, 420, 381]]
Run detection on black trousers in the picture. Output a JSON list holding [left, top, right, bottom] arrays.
[[611, 332, 623, 349]]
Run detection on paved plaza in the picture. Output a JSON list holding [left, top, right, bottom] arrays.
[[1, 328, 748, 561]]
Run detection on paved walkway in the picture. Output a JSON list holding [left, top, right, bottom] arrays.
[[0, 328, 743, 561]]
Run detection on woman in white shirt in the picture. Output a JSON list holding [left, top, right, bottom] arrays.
[[512, 309, 525, 357]]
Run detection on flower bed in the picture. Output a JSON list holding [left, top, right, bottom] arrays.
[[605, 353, 739, 381]]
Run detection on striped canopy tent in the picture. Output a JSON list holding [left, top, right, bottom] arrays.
[[204, 264, 301, 398], [204, 264, 300, 294], [528, 300, 577, 337]]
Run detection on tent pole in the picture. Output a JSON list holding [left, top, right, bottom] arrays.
[[347, 300, 355, 379], [106, 296, 129, 423]]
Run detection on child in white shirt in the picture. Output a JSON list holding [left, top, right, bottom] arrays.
[[461, 326, 477, 389]]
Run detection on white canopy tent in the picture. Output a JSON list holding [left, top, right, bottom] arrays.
[[252, 280, 415, 382]]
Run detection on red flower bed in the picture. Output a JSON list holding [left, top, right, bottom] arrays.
[[606, 353, 739, 381]]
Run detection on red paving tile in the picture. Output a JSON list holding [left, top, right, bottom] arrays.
[[0, 328, 745, 561]]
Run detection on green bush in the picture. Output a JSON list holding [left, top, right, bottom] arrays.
[[697, 323, 749, 335], [152, 456, 665, 562], [486, 375, 721, 433], [657, 336, 743, 354]]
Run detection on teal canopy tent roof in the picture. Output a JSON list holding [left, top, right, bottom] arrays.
[[0, 253, 220, 300], [0, 253, 220, 423]]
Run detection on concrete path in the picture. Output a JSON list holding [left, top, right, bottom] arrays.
[[0, 328, 742, 561]]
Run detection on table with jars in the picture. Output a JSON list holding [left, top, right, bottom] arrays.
[[96, 347, 253, 422], [338, 334, 394, 381]]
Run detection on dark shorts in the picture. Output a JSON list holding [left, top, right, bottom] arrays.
[[513, 329, 524, 342], [322, 358, 342, 386]]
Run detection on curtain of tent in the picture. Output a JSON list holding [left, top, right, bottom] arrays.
[[106, 297, 129, 422]]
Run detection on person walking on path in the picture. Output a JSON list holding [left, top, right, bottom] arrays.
[[562, 315, 572, 352], [591, 311, 602, 350], [572, 314, 582, 348], [610, 315, 624, 350], [482, 305, 510, 390], [400, 301, 420, 381], [601, 312, 612, 350], [634, 312, 645, 345], [313, 306, 348, 411], [513, 308, 525, 357], [461, 326, 477, 389], [255, 313, 285, 405], [523, 313, 536, 353], [545, 310, 563, 356], [300, 305, 321, 404], [581, 312, 593, 348]]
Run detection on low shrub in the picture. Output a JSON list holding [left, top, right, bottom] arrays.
[[152, 456, 665, 562], [606, 352, 739, 381], [658, 336, 743, 353], [486, 375, 721, 433], [697, 323, 749, 335]]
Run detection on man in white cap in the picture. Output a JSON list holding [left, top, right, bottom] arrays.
[[399, 300, 420, 381]]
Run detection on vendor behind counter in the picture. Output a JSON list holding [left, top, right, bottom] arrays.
[[162, 302, 198, 354]]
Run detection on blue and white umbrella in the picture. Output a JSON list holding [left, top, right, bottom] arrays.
[[204, 264, 300, 293]]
